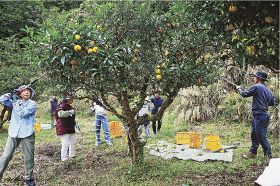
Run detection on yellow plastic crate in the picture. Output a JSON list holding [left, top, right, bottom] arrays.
[[34, 122, 42, 133], [176, 132, 201, 148], [109, 121, 125, 138], [205, 135, 221, 151]]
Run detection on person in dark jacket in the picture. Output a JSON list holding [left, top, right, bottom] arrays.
[[151, 91, 164, 134], [55, 95, 76, 161], [236, 71, 275, 159]]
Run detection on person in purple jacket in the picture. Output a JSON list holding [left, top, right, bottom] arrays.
[[151, 90, 164, 134], [236, 71, 275, 159], [49, 96, 58, 128]]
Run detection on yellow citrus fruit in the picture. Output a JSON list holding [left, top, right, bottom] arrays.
[[156, 75, 162, 80], [75, 34, 81, 40], [105, 44, 109, 50], [96, 25, 102, 31], [265, 16, 273, 23], [246, 46, 256, 56], [87, 48, 93, 54], [155, 69, 161, 75], [90, 41, 96, 45], [74, 45, 81, 52], [156, 65, 161, 69], [228, 5, 237, 13], [204, 52, 211, 60], [92, 47, 99, 53], [220, 150, 225, 153], [163, 49, 169, 56], [161, 63, 167, 68], [231, 35, 240, 42]]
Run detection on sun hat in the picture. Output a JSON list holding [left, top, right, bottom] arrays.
[[16, 85, 35, 98]]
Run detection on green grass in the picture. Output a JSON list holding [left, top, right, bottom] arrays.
[[0, 111, 279, 185]]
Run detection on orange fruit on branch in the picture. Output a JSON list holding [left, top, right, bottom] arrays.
[[70, 60, 78, 65], [264, 16, 273, 23], [228, 5, 237, 13]]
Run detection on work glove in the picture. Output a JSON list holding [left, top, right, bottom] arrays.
[[68, 110, 75, 116], [236, 86, 242, 91], [3, 93, 12, 98], [235, 86, 243, 94]]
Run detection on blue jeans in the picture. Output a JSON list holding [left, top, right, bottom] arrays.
[[250, 113, 271, 156], [137, 121, 150, 137], [95, 115, 112, 144]]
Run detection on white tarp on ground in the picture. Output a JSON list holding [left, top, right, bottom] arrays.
[[41, 124, 52, 130], [255, 158, 280, 186], [145, 141, 234, 162]]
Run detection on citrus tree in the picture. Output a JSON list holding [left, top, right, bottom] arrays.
[[24, 1, 279, 164], [32, 1, 223, 164], [218, 1, 279, 72]]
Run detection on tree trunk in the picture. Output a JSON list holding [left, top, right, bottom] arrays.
[[127, 121, 145, 165], [0, 106, 11, 129]]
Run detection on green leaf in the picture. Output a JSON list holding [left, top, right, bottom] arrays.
[[61, 56, 66, 65]]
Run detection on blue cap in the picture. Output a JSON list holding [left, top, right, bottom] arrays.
[[250, 71, 268, 81]]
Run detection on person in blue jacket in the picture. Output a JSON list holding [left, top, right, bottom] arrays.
[[236, 71, 275, 159], [151, 90, 164, 134], [0, 85, 36, 186]]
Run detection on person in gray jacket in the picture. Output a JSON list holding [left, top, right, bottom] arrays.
[[137, 96, 154, 137]]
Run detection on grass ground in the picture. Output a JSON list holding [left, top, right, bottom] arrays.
[[0, 112, 279, 186]]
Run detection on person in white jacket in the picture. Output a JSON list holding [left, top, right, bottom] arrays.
[[137, 96, 154, 137], [90, 100, 112, 146]]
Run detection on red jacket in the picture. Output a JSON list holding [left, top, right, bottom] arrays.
[[55, 102, 75, 136]]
